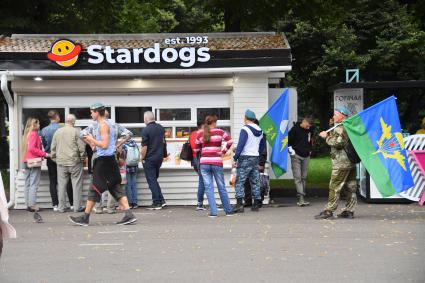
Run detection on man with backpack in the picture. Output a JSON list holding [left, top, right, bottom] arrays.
[[122, 139, 140, 208], [315, 107, 358, 220]]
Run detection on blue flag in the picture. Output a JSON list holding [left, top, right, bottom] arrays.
[[259, 89, 289, 177], [343, 96, 414, 196]]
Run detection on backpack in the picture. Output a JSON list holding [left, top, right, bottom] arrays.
[[344, 138, 361, 164], [125, 144, 140, 166]]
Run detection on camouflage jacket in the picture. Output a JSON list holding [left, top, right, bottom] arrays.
[[326, 124, 354, 169]]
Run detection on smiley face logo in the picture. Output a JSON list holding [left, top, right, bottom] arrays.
[[47, 39, 82, 67]]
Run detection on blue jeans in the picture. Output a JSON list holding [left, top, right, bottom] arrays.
[[235, 156, 261, 200], [192, 157, 205, 204], [200, 164, 232, 215], [143, 160, 164, 205], [126, 172, 138, 204]]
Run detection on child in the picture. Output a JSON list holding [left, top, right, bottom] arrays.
[[122, 139, 140, 209]]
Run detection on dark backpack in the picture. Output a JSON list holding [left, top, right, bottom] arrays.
[[344, 138, 361, 164]]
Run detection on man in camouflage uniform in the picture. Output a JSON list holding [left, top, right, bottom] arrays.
[[315, 107, 358, 219]]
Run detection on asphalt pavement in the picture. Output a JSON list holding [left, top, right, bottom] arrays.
[[1, 198, 424, 283]]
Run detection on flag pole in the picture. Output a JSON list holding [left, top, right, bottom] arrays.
[[325, 123, 342, 133]]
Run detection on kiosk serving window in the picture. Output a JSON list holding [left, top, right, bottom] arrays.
[[197, 108, 230, 120], [158, 108, 191, 121], [70, 107, 111, 119], [22, 108, 65, 129], [20, 93, 231, 168], [116, 107, 152, 123]]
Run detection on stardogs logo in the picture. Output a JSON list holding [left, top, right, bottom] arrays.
[[47, 39, 82, 67]]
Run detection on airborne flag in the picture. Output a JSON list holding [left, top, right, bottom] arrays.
[[343, 96, 414, 197], [259, 89, 289, 177]]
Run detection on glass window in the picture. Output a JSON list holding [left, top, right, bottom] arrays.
[[197, 108, 230, 121], [22, 108, 65, 130], [126, 127, 144, 138], [159, 108, 191, 121], [116, 107, 152, 123], [164, 127, 173, 138], [70, 107, 111, 120], [176, 127, 197, 138]]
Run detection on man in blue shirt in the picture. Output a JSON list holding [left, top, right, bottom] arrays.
[[41, 110, 73, 211]]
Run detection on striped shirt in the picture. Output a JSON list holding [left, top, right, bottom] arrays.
[[194, 128, 233, 166]]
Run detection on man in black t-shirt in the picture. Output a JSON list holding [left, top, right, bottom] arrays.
[[141, 111, 166, 210], [288, 117, 313, 207]]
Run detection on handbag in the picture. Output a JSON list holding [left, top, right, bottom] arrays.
[[27, 157, 43, 168], [163, 136, 168, 158], [180, 139, 193, 161], [260, 173, 270, 196]]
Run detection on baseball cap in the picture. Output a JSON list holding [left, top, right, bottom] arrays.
[[90, 102, 105, 110]]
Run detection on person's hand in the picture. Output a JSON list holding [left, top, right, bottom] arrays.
[[232, 160, 237, 168], [84, 134, 95, 144], [319, 131, 328, 139]]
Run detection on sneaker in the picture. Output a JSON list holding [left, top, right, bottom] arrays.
[[94, 207, 103, 214], [33, 212, 43, 223], [314, 210, 333, 220], [297, 195, 310, 207], [146, 203, 162, 210], [337, 211, 354, 219], [116, 214, 137, 225], [216, 204, 224, 211], [225, 212, 234, 217], [70, 206, 74, 211], [161, 201, 167, 208], [130, 203, 139, 209], [27, 205, 40, 212], [208, 214, 218, 218], [69, 215, 89, 226], [76, 206, 86, 213], [52, 205, 58, 212], [106, 208, 116, 214], [196, 203, 206, 211]]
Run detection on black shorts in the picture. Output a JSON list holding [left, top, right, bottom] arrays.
[[88, 156, 125, 203]]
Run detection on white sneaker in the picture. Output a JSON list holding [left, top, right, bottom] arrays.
[[94, 207, 103, 214], [70, 206, 74, 211], [53, 205, 58, 212]]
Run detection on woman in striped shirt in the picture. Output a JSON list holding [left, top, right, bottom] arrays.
[[194, 115, 233, 217]]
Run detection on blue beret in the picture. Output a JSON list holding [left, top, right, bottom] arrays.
[[245, 109, 257, 120], [335, 106, 350, 117]]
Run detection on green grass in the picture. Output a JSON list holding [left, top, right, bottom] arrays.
[[270, 156, 331, 189]]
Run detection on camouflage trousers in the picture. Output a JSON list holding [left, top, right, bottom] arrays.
[[325, 167, 358, 213], [235, 156, 261, 200]]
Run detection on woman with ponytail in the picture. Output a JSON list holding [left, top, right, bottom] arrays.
[[194, 115, 233, 217], [22, 117, 49, 213]]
